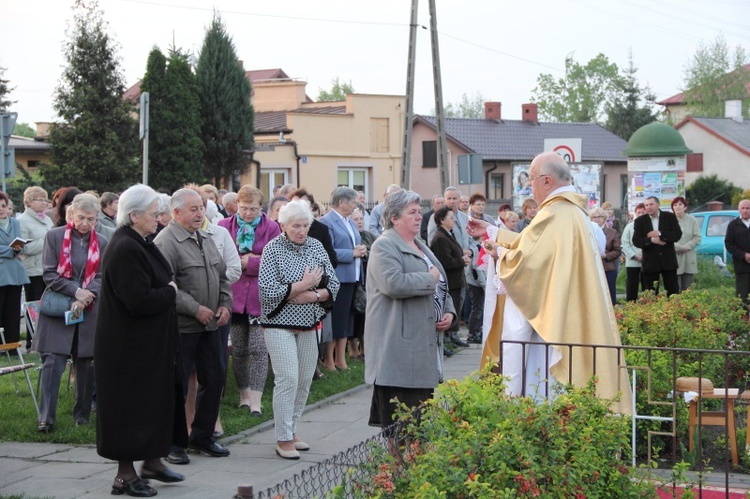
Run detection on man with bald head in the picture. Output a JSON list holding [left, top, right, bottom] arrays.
[[725, 199, 750, 309], [470, 152, 630, 414], [367, 184, 402, 237]]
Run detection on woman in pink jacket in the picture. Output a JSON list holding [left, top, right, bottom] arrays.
[[218, 186, 280, 415]]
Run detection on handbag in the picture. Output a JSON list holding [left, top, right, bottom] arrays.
[[352, 281, 367, 315], [39, 289, 73, 318]]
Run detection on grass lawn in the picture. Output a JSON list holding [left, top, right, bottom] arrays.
[[0, 350, 365, 445]]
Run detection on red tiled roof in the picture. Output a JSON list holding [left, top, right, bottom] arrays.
[[656, 64, 750, 105], [291, 106, 347, 115], [246, 68, 289, 81]]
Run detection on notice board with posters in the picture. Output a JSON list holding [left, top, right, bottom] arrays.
[[627, 156, 686, 214], [511, 162, 603, 213]]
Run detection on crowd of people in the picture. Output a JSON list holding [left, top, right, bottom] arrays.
[[1, 153, 744, 496]]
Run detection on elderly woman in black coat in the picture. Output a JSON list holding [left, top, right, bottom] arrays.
[[35, 193, 107, 433], [95, 184, 184, 497]]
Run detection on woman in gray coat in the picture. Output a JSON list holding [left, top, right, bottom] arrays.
[[365, 190, 456, 437], [35, 193, 108, 432]]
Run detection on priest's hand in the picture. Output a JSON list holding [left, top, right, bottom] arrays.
[[467, 217, 489, 237]]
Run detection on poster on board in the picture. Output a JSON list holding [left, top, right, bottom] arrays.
[[627, 156, 686, 213], [512, 163, 602, 212]]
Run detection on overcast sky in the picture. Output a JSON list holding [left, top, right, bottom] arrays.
[[2, 0, 749, 128]]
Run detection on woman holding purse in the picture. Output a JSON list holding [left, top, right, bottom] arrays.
[[35, 193, 108, 432]]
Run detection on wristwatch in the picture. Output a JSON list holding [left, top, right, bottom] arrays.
[[313, 290, 321, 302]]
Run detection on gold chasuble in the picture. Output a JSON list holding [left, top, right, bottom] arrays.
[[494, 191, 632, 414]]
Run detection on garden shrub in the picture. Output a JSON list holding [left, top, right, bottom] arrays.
[[616, 288, 749, 461], [350, 371, 656, 498]]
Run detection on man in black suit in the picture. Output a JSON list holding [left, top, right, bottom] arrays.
[[725, 199, 750, 308], [420, 194, 445, 243], [632, 196, 682, 296]]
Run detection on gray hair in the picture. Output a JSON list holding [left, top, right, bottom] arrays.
[[156, 193, 171, 215], [171, 188, 201, 212], [589, 207, 607, 219], [382, 190, 422, 230], [537, 152, 573, 182], [330, 186, 358, 207], [100, 192, 119, 210], [117, 184, 160, 227], [70, 193, 100, 216], [278, 199, 313, 226], [222, 192, 237, 205], [384, 184, 402, 196]]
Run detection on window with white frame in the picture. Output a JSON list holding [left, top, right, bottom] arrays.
[[260, 170, 289, 201], [337, 168, 369, 197]]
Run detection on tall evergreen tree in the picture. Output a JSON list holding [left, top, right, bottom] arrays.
[[195, 14, 253, 186], [317, 77, 355, 102], [604, 52, 659, 140], [45, 0, 138, 191], [141, 48, 204, 191], [0, 64, 14, 113]]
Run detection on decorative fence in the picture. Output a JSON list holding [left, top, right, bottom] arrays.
[[246, 340, 750, 498]]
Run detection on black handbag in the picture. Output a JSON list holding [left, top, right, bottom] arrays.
[[352, 281, 367, 315], [39, 289, 73, 318]]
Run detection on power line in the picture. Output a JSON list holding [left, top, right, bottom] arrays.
[[438, 32, 564, 72]]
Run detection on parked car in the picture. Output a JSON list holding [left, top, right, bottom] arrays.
[[691, 210, 738, 257]]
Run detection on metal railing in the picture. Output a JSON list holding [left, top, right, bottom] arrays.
[[247, 340, 750, 497]]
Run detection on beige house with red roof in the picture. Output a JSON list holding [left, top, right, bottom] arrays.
[[123, 68, 404, 203]]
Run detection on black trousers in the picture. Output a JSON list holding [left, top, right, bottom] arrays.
[[641, 270, 679, 296], [24, 275, 47, 301], [736, 272, 750, 308], [625, 267, 644, 302], [179, 330, 223, 445], [0, 285, 22, 345]]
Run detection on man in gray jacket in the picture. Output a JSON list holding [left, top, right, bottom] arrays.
[[155, 189, 232, 461]]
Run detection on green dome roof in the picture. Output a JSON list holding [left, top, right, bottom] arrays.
[[623, 122, 692, 157]]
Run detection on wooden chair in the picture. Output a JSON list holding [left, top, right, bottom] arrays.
[[677, 376, 750, 469], [0, 328, 40, 417]]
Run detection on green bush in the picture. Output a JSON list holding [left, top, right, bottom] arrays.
[[350, 373, 656, 498], [616, 288, 749, 461]]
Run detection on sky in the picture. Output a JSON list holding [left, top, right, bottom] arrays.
[[2, 0, 749, 129]]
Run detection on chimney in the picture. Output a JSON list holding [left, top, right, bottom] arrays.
[[725, 100, 743, 123], [522, 103, 538, 123], [484, 102, 502, 121]]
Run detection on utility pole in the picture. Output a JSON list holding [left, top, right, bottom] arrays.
[[428, 0, 449, 192], [400, 0, 419, 190], [139, 92, 150, 186], [400, 0, 449, 192]]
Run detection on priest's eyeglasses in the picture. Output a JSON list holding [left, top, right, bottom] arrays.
[[526, 174, 550, 186]]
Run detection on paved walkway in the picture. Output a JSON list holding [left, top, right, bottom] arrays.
[[0, 342, 483, 498]]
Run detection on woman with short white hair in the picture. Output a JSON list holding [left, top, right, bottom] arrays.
[[18, 186, 54, 304], [259, 200, 339, 459]]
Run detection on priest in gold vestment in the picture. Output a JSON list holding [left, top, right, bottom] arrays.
[[470, 152, 632, 414]]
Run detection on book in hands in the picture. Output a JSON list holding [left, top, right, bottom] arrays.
[[10, 237, 31, 249], [64, 310, 84, 326]]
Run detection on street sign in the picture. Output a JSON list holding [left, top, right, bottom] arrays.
[[1, 113, 17, 150], [458, 154, 483, 185]]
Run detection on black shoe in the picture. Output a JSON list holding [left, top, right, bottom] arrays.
[[165, 446, 190, 465], [111, 476, 156, 497], [444, 346, 455, 357], [140, 465, 185, 483], [449, 332, 469, 348], [467, 335, 482, 344], [37, 422, 53, 433], [189, 439, 230, 457]]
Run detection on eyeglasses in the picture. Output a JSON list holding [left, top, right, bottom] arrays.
[[238, 206, 261, 214], [591, 215, 605, 219], [526, 174, 550, 186]]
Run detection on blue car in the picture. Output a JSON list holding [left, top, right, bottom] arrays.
[[690, 210, 739, 257]]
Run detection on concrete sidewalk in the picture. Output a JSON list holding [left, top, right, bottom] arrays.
[[0, 342, 484, 498]]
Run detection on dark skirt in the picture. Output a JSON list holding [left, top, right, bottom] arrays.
[[331, 282, 355, 340], [368, 384, 434, 436]]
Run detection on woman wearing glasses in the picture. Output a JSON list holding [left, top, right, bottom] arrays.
[[218, 185, 280, 415]]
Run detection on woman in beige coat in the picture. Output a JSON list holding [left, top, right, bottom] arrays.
[[671, 196, 701, 292]]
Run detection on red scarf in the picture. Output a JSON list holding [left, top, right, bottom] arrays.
[[57, 220, 100, 289]]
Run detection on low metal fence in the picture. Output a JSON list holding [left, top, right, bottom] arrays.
[[245, 340, 750, 497]]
